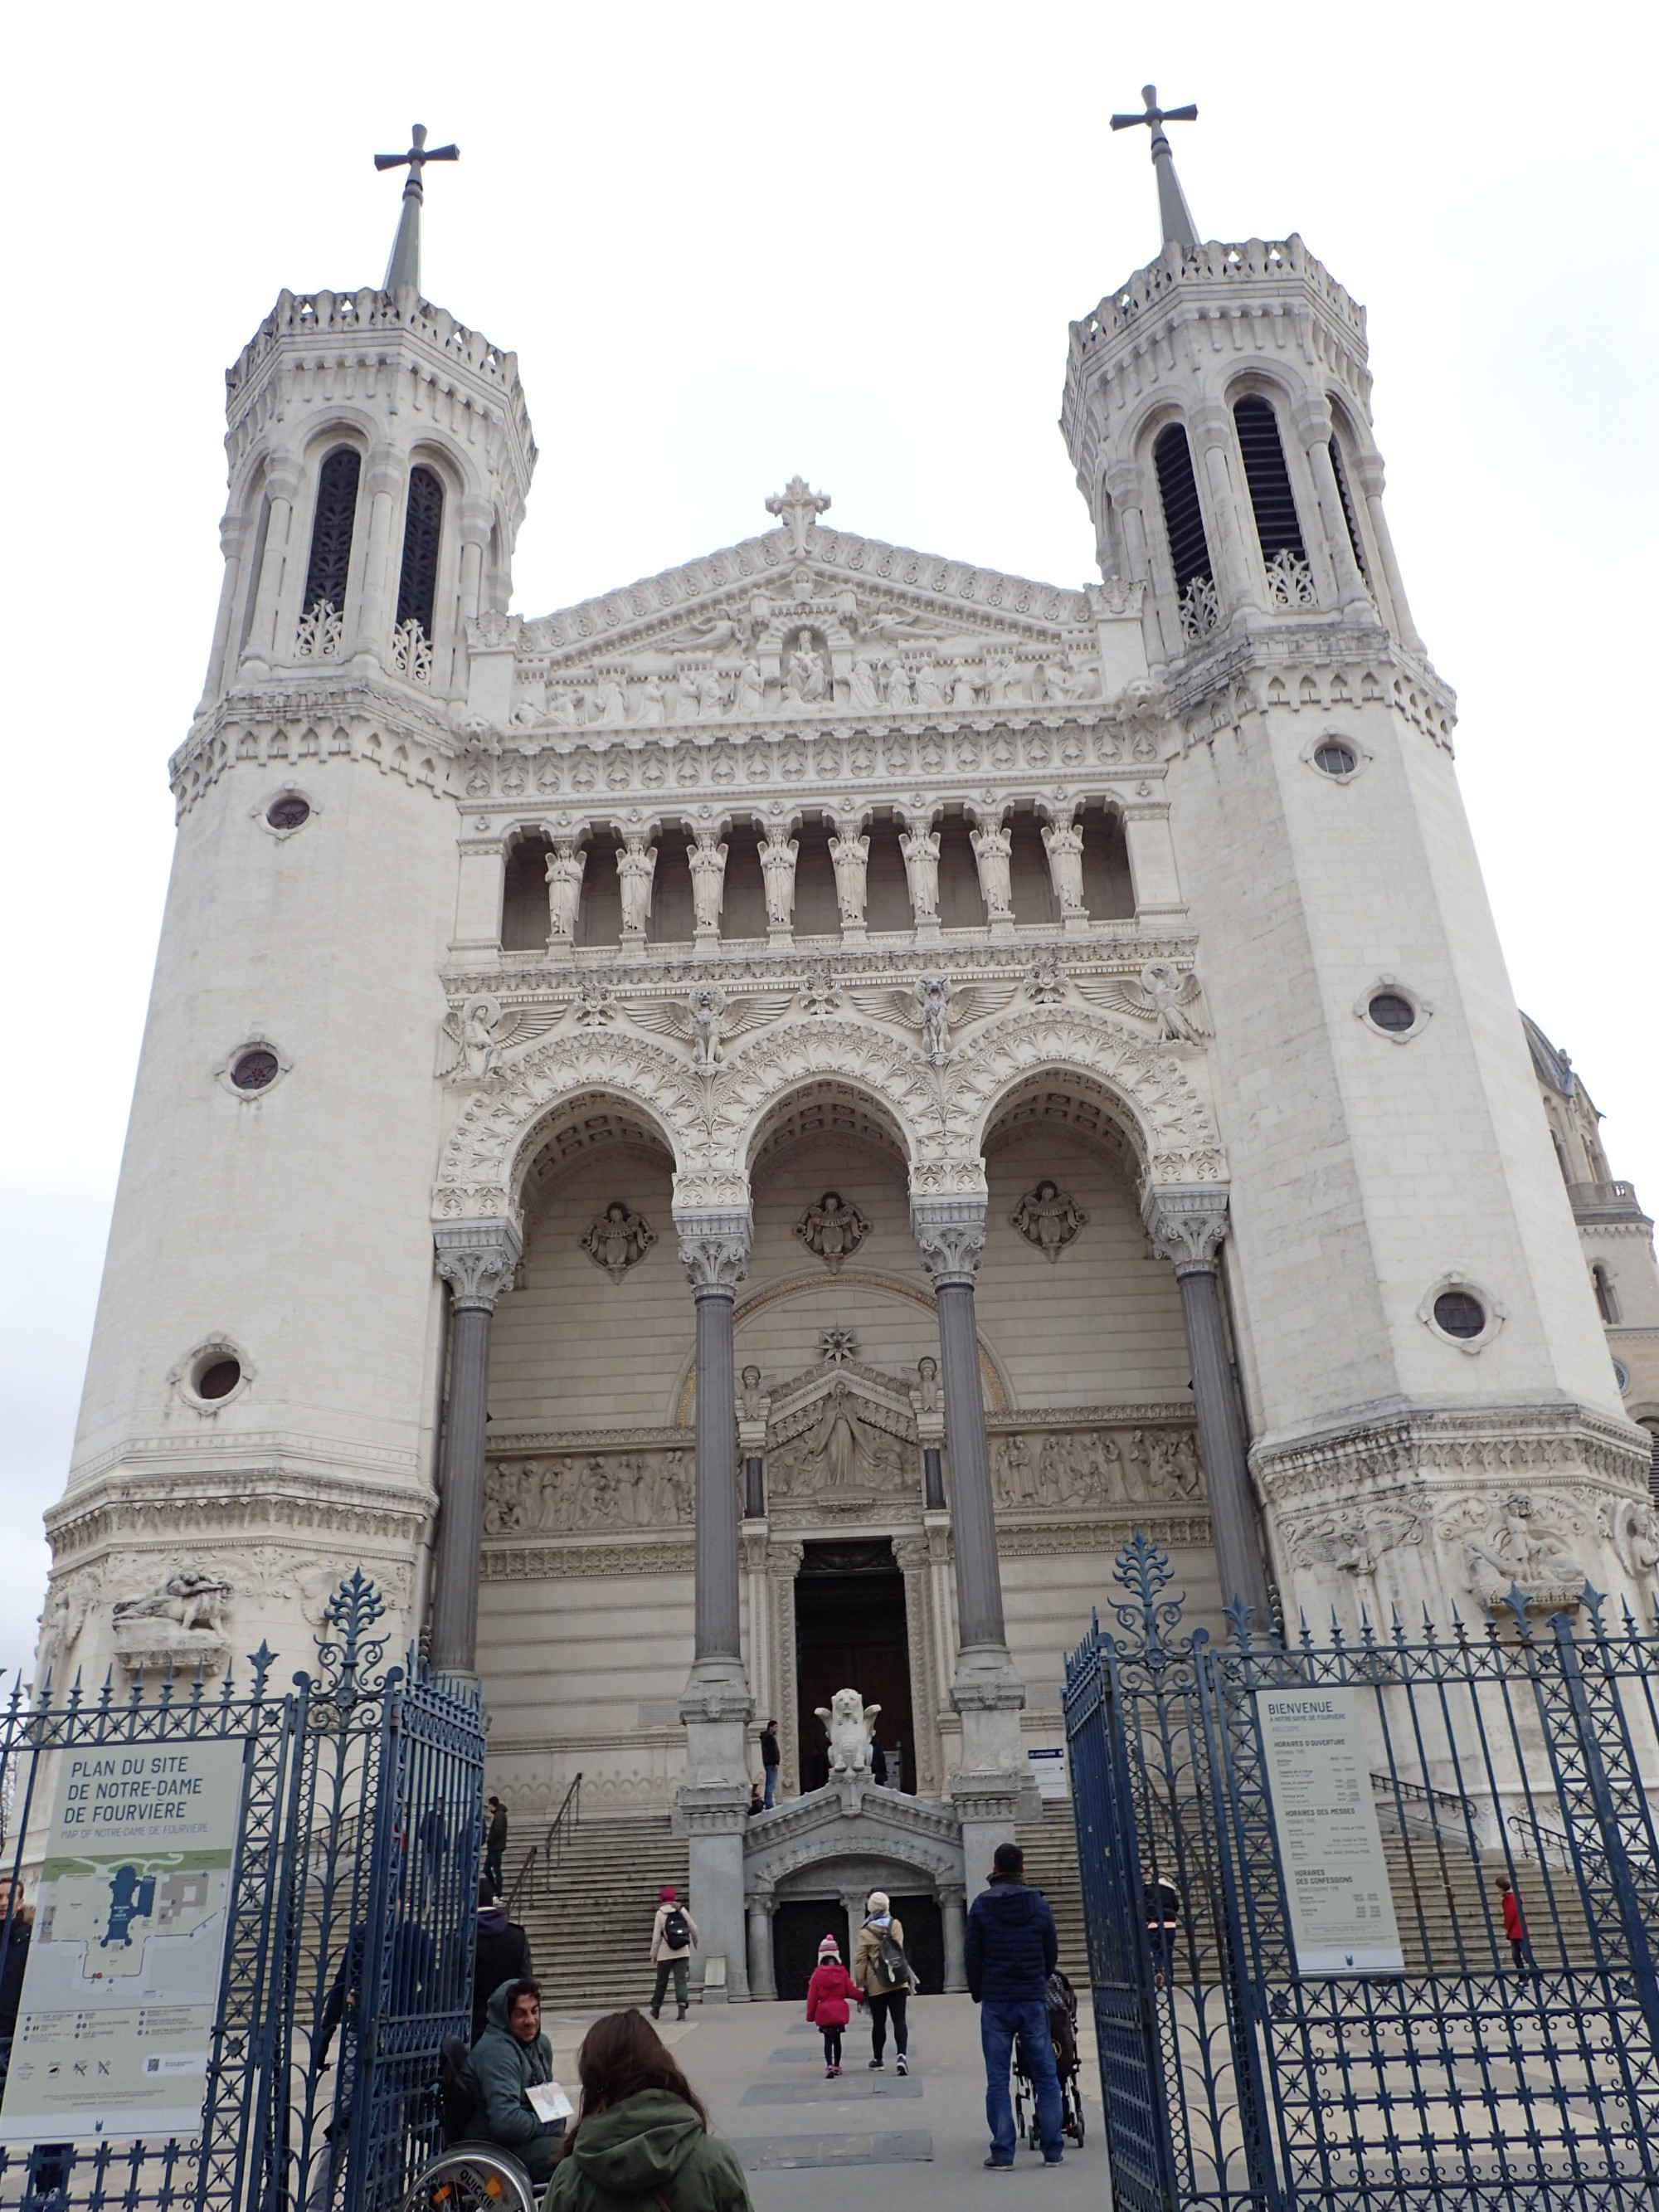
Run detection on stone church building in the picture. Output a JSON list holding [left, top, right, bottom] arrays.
[[44, 114, 1658, 1996]]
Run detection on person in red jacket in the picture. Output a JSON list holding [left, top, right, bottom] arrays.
[[805, 1934, 858, 2077], [1499, 1877, 1535, 1972]]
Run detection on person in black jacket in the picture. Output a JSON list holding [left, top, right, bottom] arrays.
[[484, 1796, 508, 1899], [474, 1881, 533, 2044], [965, 1842, 1063, 2169], [759, 1722, 781, 1810]]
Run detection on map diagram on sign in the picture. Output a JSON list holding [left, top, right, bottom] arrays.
[[36, 1857, 222, 1985]]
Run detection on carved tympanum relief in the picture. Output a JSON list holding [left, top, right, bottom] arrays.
[[1010, 1181, 1087, 1261], [795, 1192, 871, 1273], [484, 1450, 692, 1534], [581, 1202, 656, 1283]]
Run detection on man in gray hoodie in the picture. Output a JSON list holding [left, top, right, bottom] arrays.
[[470, 1977, 563, 2184]]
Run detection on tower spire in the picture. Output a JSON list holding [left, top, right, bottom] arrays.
[[373, 123, 460, 295], [1110, 85, 1199, 251]]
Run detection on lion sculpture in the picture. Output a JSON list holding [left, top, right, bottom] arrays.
[[815, 1686, 882, 1778]]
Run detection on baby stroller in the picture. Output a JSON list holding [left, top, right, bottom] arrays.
[[1014, 1970, 1086, 2150]]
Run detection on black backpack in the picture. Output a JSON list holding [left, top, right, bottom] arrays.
[[875, 1929, 912, 1989], [661, 1906, 690, 1951]]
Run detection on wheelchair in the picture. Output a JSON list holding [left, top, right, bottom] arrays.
[[398, 2038, 540, 2212]]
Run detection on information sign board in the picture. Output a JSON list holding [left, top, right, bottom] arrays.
[[1255, 1687, 1404, 1975], [0, 1737, 246, 2142]]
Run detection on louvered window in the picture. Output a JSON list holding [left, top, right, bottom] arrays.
[[301, 449, 360, 614], [1233, 397, 1306, 562], [1153, 424, 1211, 590], [1328, 435, 1370, 579], [397, 466, 445, 636]]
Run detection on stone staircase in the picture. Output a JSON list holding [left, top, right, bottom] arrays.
[[508, 1812, 689, 2014], [1017, 1800, 1090, 1985]]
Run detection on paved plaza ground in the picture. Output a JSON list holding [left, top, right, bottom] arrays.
[[542, 1992, 1104, 2211]]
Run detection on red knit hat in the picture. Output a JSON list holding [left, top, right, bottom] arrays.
[[659, 1885, 677, 1901]]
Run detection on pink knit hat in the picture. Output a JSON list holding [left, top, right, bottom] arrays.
[[818, 1934, 841, 1959], [659, 1885, 677, 1901]]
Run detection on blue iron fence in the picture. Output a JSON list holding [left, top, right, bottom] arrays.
[[1067, 1534, 1659, 2212], [0, 1571, 484, 2212]]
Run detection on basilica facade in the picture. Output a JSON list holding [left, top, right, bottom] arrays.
[[44, 129, 1658, 1995]]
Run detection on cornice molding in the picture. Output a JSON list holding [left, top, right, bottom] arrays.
[[1253, 1400, 1654, 1509]]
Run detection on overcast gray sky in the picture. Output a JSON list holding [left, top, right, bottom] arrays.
[[3, 0, 1654, 1682]]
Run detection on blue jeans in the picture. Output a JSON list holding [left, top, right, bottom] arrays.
[[981, 1997, 1063, 2162], [763, 1766, 777, 1809]]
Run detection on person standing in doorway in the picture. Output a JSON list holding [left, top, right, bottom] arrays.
[[1500, 1877, 1535, 1972], [852, 1891, 913, 2073], [760, 1720, 781, 1809], [805, 1935, 857, 2078], [649, 1886, 698, 2021], [484, 1795, 508, 1900], [966, 1841, 1063, 2169]]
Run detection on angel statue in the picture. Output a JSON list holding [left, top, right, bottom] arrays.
[[795, 1191, 872, 1273], [1075, 959, 1209, 1044], [581, 1201, 656, 1283], [846, 974, 1019, 1065], [625, 985, 795, 1068], [1010, 1180, 1087, 1262], [439, 996, 563, 1081]]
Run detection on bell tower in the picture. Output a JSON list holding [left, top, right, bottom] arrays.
[[48, 138, 536, 1687], [1062, 104, 1650, 1620]]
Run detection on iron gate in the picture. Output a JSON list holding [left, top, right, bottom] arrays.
[[1066, 1534, 1659, 2212], [0, 1571, 484, 2212]]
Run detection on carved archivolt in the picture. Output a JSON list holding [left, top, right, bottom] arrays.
[[432, 996, 1224, 1225]]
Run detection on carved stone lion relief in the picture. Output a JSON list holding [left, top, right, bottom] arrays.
[[581, 1201, 656, 1283], [1010, 1181, 1087, 1261], [795, 1192, 871, 1273]]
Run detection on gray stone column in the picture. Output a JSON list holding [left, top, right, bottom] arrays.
[[674, 1206, 756, 2000], [1143, 1187, 1271, 1623], [430, 1220, 522, 1678], [941, 1883, 968, 1993], [747, 1889, 777, 2002], [912, 1194, 1025, 1888]]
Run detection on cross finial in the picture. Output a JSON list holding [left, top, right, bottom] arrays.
[[1109, 85, 1199, 253], [766, 476, 832, 558], [373, 123, 460, 295]]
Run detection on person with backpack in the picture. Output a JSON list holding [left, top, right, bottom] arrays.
[[805, 1933, 858, 2077], [851, 1890, 914, 2073], [544, 2008, 752, 2211], [966, 1841, 1063, 2168], [649, 1885, 698, 2021]]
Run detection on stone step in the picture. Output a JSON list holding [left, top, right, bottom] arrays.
[[506, 1815, 691, 2011]]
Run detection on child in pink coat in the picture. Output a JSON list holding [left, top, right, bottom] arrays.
[[805, 1933, 859, 2076]]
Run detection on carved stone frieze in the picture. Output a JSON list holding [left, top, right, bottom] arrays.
[[484, 1446, 692, 1535], [1253, 1402, 1655, 1510], [991, 1421, 1202, 1510], [481, 1539, 695, 1580], [47, 1463, 436, 1557]]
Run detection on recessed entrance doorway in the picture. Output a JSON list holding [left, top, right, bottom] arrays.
[[795, 1540, 917, 1794]]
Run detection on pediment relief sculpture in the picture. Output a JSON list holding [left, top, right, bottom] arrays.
[[581, 1201, 656, 1282], [484, 1449, 692, 1534], [768, 1379, 912, 1503], [1010, 1181, 1087, 1261], [990, 1424, 1202, 1510], [795, 1192, 871, 1273]]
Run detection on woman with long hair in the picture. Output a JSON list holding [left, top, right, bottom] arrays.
[[543, 2010, 752, 2210]]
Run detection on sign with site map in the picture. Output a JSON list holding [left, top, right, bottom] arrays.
[[0, 1737, 246, 2141], [1255, 1688, 1404, 1976]]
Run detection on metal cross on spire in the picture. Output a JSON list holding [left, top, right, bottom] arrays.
[[374, 123, 460, 295], [1109, 85, 1199, 252]]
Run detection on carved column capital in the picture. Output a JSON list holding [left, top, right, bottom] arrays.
[[911, 1196, 988, 1289], [675, 1208, 753, 1293], [1142, 1186, 1229, 1278], [433, 1220, 523, 1312]]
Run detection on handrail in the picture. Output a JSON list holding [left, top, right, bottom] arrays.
[[1507, 1808, 1578, 1873], [1371, 1771, 1473, 1833], [504, 1772, 581, 1916]]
